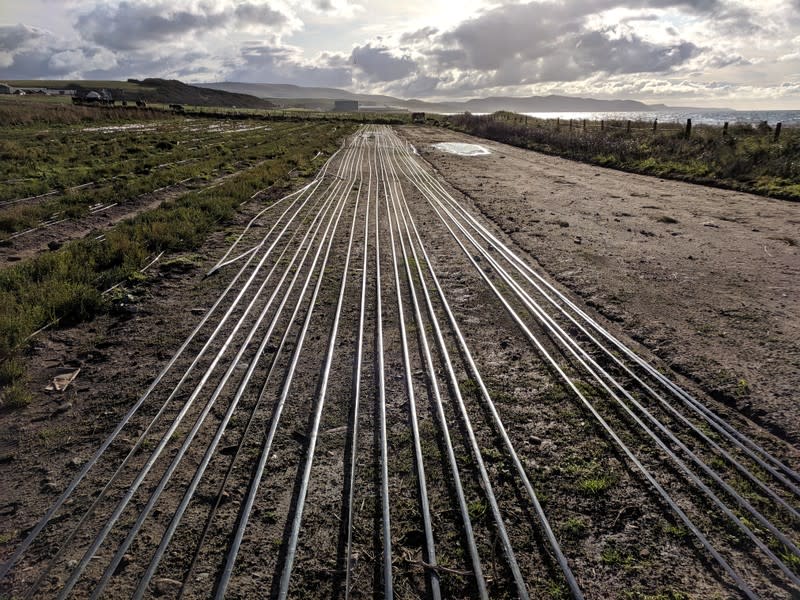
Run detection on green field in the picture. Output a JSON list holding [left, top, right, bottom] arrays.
[[5, 80, 156, 92], [0, 101, 356, 406]]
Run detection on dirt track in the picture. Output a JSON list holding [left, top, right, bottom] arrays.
[[1, 125, 798, 599], [399, 125, 800, 446]]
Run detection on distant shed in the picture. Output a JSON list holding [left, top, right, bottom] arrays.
[[333, 100, 359, 112], [0, 83, 13, 95]]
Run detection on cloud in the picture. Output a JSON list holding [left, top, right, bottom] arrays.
[[75, 1, 291, 51], [412, 2, 701, 93], [351, 43, 416, 82], [0, 23, 47, 52], [229, 43, 353, 87], [0, 23, 120, 78], [399, 26, 439, 44]]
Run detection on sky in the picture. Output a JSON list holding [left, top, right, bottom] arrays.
[[1, 0, 799, 109]]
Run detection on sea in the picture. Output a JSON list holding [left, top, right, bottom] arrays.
[[517, 110, 800, 126]]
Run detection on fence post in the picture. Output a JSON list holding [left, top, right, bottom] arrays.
[[685, 118, 692, 139], [569, 119, 573, 130], [652, 119, 658, 132], [600, 120, 604, 131], [556, 117, 560, 130], [723, 121, 728, 137], [626, 120, 631, 133], [583, 119, 586, 131], [774, 122, 782, 141]]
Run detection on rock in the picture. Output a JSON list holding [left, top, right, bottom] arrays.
[[155, 578, 182, 596]]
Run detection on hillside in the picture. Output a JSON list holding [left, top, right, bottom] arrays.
[[199, 81, 669, 113], [6, 78, 275, 109]]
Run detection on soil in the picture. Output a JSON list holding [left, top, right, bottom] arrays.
[[1, 125, 797, 600], [398, 125, 800, 448]]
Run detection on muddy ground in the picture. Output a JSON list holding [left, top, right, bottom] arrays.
[[0, 125, 798, 600], [399, 125, 800, 449]]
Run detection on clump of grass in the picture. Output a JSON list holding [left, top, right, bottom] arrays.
[[578, 476, 612, 496], [563, 516, 588, 538], [1, 381, 32, 409], [662, 523, 688, 538], [467, 499, 487, 520]]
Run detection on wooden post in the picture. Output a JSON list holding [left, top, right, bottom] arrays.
[[685, 118, 692, 139], [722, 122, 728, 137], [626, 120, 631, 133], [601, 120, 605, 131], [556, 117, 560, 130], [583, 119, 586, 131], [653, 119, 658, 132], [774, 122, 782, 141], [569, 119, 573, 130]]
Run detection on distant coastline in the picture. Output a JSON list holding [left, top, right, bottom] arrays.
[[519, 110, 799, 126]]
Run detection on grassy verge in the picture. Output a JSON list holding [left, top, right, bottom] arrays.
[[0, 104, 355, 408], [442, 112, 800, 200]]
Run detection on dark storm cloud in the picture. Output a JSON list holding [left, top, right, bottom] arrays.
[[350, 44, 416, 82], [0, 23, 46, 51], [0, 24, 118, 79], [230, 43, 353, 87], [75, 1, 288, 51], [430, 1, 700, 83], [575, 30, 698, 73]]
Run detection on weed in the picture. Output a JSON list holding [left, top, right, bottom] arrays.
[[662, 523, 688, 538], [563, 516, 588, 538], [0, 357, 25, 387], [779, 547, 800, 570], [601, 545, 635, 567], [467, 499, 487, 521], [736, 378, 750, 396], [546, 581, 569, 599], [0, 530, 15, 545], [37, 424, 70, 449], [578, 476, 612, 496], [1, 381, 32, 409]]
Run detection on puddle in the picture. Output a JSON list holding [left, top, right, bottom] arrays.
[[432, 142, 491, 156], [82, 123, 158, 133]]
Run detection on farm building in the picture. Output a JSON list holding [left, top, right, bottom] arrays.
[[333, 99, 359, 112], [72, 89, 115, 106], [0, 83, 14, 94]]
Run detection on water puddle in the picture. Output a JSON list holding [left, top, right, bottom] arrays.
[[432, 142, 491, 156]]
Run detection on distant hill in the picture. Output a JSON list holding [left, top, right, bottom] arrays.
[[199, 81, 670, 113], [7, 78, 275, 109]]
